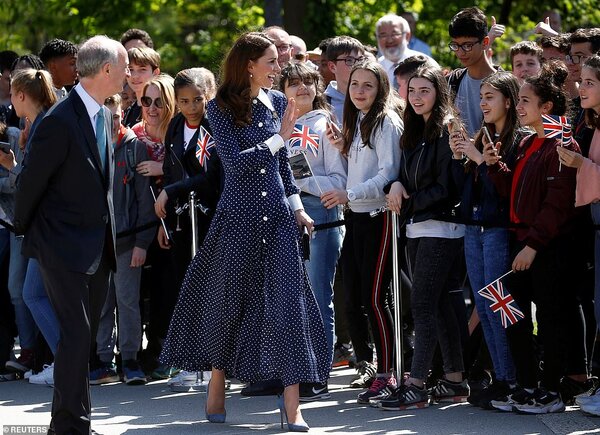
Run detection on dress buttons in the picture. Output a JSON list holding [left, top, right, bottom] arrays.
[[261, 191, 267, 197], [258, 122, 263, 127], [263, 216, 268, 221], [260, 169, 266, 174]]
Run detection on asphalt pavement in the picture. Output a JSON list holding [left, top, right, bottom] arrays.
[[2, 367, 600, 434]]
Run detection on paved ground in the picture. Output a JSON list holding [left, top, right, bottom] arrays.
[[2, 367, 600, 434]]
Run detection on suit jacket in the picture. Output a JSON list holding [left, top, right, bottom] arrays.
[[14, 89, 117, 274]]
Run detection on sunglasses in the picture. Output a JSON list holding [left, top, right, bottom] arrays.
[[140, 96, 164, 108]]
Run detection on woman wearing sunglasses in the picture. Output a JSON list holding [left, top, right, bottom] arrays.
[[132, 74, 176, 181]]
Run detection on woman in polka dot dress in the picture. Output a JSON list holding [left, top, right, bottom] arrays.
[[160, 32, 329, 431]]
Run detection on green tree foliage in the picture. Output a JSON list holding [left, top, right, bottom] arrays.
[[0, 0, 598, 74]]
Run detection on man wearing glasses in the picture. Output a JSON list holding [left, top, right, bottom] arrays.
[[375, 14, 437, 87], [264, 26, 293, 68], [447, 7, 496, 137], [324, 36, 365, 125]]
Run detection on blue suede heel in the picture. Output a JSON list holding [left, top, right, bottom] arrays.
[[205, 380, 226, 423], [277, 395, 309, 432]]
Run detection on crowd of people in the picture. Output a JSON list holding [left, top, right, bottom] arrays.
[[0, 4, 600, 434]]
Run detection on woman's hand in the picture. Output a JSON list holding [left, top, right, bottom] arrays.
[[512, 245, 537, 272], [137, 160, 163, 177], [294, 209, 314, 236], [386, 181, 409, 214], [320, 189, 348, 209], [451, 133, 483, 164], [157, 225, 171, 249], [279, 97, 299, 141], [326, 121, 345, 152], [0, 148, 16, 170], [449, 131, 465, 160], [483, 141, 502, 166], [154, 189, 168, 219], [557, 146, 584, 169]]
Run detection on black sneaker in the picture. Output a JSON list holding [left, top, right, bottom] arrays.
[[299, 382, 330, 402], [490, 387, 532, 412], [357, 376, 397, 404], [560, 376, 598, 405], [430, 379, 470, 403], [350, 361, 376, 389], [379, 384, 430, 410], [469, 381, 513, 409], [513, 388, 565, 414]]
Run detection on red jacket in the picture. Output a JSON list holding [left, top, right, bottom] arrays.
[[488, 134, 580, 251]]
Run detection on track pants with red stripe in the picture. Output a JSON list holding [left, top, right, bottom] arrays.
[[342, 210, 394, 374]]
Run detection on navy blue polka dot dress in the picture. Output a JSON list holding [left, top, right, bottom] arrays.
[[160, 89, 329, 386]]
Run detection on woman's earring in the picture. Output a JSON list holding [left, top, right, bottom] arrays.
[[250, 73, 253, 78]]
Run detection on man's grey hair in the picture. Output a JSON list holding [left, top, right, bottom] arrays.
[[76, 35, 121, 78], [375, 14, 409, 35]]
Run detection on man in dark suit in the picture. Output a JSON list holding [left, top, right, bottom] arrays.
[[14, 35, 130, 435]]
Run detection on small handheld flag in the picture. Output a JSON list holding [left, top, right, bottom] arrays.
[[195, 126, 215, 171], [289, 124, 319, 157], [478, 270, 524, 328], [542, 114, 572, 147]]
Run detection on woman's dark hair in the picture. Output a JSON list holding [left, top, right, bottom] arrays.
[[468, 72, 521, 172], [10, 68, 57, 110], [582, 55, 600, 129], [401, 66, 451, 150], [525, 60, 569, 116], [341, 60, 393, 155], [278, 62, 331, 113], [215, 32, 274, 127]]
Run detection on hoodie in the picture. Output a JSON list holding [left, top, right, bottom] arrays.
[[286, 109, 347, 197], [346, 110, 403, 213]]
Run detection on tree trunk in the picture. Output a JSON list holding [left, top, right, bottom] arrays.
[[264, 0, 284, 26]]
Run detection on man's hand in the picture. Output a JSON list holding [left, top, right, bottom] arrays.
[[130, 247, 147, 267]]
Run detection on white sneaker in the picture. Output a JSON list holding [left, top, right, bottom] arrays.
[[576, 391, 600, 406], [167, 371, 200, 392], [24, 369, 33, 380], [29, 363, 54, 386]]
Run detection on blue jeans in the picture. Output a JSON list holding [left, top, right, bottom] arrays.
[[22, 258, 60, 355], [464, 225, 515, 382], [7, 234, 37, 349], [592, 203, 600, 330], [302, 194, 344, 364]]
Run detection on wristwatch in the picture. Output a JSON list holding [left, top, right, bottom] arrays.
[[346, 189, 356, 201]]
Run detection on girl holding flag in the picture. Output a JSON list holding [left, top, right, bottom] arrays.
[[557, 55, 600, 414], [486, 61, 585, 414], [322, 60, 403, 404], [279, 62, 347, 401]]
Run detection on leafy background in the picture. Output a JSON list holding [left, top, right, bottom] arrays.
[[0, 0, 598, 76]]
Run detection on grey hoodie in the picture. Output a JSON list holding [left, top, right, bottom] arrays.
[[346, 110, 403, 213], [286, 109, 347, 196]]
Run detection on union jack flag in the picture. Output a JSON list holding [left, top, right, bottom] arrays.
[[195, 126, 215, 171], [288, 124, 319, 157], [477, 272, 524, 328], [542, 114, 572, 147]]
